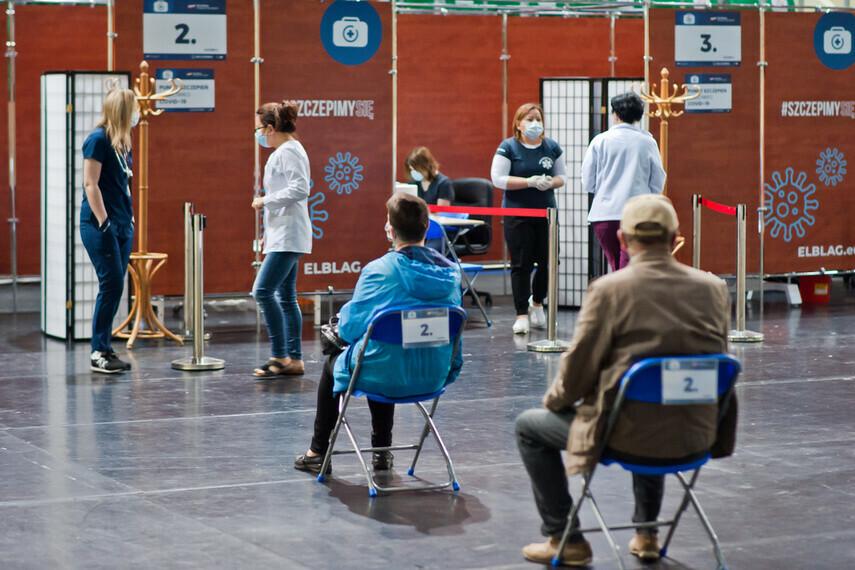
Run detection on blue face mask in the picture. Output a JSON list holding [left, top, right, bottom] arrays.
[[410, 169, 424, 182], [523, 120, 544, 140], [254, 130, 271, 148]]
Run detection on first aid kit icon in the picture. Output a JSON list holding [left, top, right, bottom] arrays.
[[824, 26, 852, 54], [333, 17, 368, 48]]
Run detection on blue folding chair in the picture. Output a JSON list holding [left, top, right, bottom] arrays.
[[317, 305, 467, 496], [553, 354, 741, 570], [427, 218, 491, 326]]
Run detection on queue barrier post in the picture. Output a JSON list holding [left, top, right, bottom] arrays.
[[180, 203, 210, 342], [692, 194, 701, 269], [172, 213, 225, 371], [528, 208, 572, 353], [728, 204, 764, 343]]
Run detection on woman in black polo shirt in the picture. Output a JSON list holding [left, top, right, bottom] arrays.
[[80, 88, 138, 373], [491, 103, 566, 335]]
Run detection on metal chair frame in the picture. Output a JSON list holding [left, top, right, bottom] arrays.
[[317, 306, 467, 497], [553, 354, 741, 570], [427, 218, 491, 326]]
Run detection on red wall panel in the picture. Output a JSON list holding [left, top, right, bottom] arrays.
[[649, 9, 761, 273], [0, 5, 108, 276], [398, 15, 643, 262], [3, 5, 644, 293]]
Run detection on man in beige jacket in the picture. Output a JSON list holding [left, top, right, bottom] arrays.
[[515, 194, 734, 566]]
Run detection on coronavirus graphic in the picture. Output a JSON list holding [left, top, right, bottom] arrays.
[[324, 152, 363, 195], [307, 191, 328, 239], [816, 147, 847, 187], [764, 168, 819, 242]]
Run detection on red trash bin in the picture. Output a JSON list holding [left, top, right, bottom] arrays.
[[799, 275, 831, 304]]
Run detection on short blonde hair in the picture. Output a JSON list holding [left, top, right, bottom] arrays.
[[97, 88, 137, 151], [513, 102, 545, 142]]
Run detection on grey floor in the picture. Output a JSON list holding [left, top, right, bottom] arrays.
[[0, 282, 854, 569]]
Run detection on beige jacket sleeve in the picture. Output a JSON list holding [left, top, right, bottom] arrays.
[[543, 281, 615, 413]]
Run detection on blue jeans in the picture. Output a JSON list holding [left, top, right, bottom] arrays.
[[252, 251, 303, 360], [515, 408, 664, 539], [80, 217, 132, 353]]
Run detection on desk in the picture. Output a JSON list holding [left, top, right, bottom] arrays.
[[432, 216, 491, 327]]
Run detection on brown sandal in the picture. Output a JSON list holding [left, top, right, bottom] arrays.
[[253, 359, 287, 377], [278, 361, 305, 375]]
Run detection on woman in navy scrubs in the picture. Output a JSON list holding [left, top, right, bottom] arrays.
[[491, 103, 566, 335], [80, 88, 138, 373]]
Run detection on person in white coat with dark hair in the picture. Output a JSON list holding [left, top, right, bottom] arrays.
[[251, 101, 312, 378]]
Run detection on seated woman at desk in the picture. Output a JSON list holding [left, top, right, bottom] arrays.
[[405, 146, 454, 250], [405, 146, 453, 206]]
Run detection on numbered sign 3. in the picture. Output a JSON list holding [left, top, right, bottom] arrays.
[[675, 11, 741, 67], [401, 308, 450, 348], [661, 359, 718, 404]]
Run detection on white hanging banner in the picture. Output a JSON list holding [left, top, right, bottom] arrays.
[[675, 11, 741, 67], [661, 359, 718, 404], [155, 69, 215, 112], [401, 308, 450, 348], [685, 74, 732, 114], [143, 0, 227, 61]]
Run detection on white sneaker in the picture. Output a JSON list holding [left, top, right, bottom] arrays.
[[512, 316, 530, 334], [528, 297, 546, 329]]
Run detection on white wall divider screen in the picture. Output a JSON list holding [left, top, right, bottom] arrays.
[[41, 72, 131, 340], [542, 77, 641, 307]]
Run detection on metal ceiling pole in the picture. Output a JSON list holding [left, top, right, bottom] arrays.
[[252, 0, 262, 330], [501, 12, 509, 296], [758, 4, 767, 309], [5, 0, 18, 311], [609, 12, 616, 77], [391, 0, 398, 188], [251, 0, 262, 272], [107, 0, 115, 70], [643, 1, 650, 90]]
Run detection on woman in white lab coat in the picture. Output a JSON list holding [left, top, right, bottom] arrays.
[[251, 101, 312, 377]]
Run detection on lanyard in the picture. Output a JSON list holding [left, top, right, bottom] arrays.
[[114, 147, 133, 179]]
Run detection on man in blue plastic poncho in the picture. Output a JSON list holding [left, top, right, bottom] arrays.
[[294, 192, 463, 475]]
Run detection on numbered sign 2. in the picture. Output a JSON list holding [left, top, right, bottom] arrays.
[[143, 0, 227, 61], [401, 308, 450, 349], [675, 11, 741, 67], [661, 359, 718, 404]]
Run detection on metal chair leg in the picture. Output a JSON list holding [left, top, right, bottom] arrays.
[[552, 473, 592, 567], [339, 416, 377, 497], [411, 399, 459, 490], [661, 469, 702, 555], [317, 391, 355, 483], [408, 397, 439, 475], [676, 472, 728, 569], [586, 489, 626, 570]]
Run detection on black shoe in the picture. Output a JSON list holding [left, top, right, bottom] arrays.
[[372, 450, 394, 471], [90, 351, 130, 374], [107, 350, 131, 370], [294, 454, 331, 475]]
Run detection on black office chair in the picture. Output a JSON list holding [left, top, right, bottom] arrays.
[[450, 178, 494, 306]]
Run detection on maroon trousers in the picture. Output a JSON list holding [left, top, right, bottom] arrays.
[[592, 220, 629, 272]]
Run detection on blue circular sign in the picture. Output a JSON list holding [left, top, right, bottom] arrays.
[[813, 12, 855, 70], [320, 0, 382, 66]]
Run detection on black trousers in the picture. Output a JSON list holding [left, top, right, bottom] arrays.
[[309, 354, 396, 455], [504, 216, 550, 315]]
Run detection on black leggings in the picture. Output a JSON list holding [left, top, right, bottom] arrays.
[[309, 354, 396, 455], [504, 216, 550, 315]]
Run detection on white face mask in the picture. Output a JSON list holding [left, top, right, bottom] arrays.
[[131, 111, 140, 128], [523, 120, 544, 140], [384, 222, 394, 243]]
